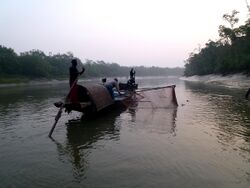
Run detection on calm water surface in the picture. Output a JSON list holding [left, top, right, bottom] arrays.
[[0, 77, 249, 188]]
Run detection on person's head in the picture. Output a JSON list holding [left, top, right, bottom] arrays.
[[102, 78, 107, 83], [71, 59, 77, 67], [114, 78, 118, 82]]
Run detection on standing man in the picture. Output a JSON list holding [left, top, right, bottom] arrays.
[[69, 59, 85, 87], [246, 88, 250, 99], [130, 68, 135, 80], [127, 68, 136, 89]]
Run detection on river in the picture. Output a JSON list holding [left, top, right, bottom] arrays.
[[0, 76, 249, 188]]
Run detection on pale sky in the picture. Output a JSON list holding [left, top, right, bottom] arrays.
[[0, 0, 248, 67]]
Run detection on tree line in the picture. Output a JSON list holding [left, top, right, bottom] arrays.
[[0, 45, 183, 83], [184, 4, 250, 76]]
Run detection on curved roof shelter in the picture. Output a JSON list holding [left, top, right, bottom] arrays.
[[80, 83, 114, 112]]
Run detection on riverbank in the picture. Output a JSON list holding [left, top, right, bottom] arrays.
[[0, 76, 69, 87], [0, 77, 30, 84], [0, 75, 181, 88], [180, 73, 250, 89], [1, 74, 249, 89]]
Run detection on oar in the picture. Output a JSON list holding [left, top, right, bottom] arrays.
[[136, 85, 176, 92], [48, 106, 63, 137], [48, 77, 79, 137]]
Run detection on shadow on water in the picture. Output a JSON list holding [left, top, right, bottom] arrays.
[[184, 81, 250, 156]]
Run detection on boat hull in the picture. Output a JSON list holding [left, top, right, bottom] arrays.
[[58, 83, 135, 116]]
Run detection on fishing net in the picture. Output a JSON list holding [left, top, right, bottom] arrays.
[[125, 86, 178, 135], [136, 86, 178, 109]]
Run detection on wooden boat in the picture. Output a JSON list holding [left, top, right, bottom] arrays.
[[50, 79, 178, 137], [54, 82, 137, 117]]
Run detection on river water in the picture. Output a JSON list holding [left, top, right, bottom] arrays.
[[0, 76, 249, 188]]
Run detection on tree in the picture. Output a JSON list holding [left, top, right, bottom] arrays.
[[0, 45, 20, 75], [218, 10, 239, 44], [184, 5, 250, 77]]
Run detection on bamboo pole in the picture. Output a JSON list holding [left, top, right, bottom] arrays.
[[136, 85, 176, 92], [48, 106, 63, 137], [48, 77, 79, 137]]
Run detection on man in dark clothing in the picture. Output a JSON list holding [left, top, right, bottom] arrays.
[[69, 59, 85, 87], [246, 88, 250, 99], [127, 68, 136, 88], [130, 68, 135, 80]]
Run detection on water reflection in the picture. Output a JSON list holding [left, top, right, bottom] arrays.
[[52, 101, 178, 182], [127, 107, 178, 136], [1, 78, 250, 187], [51, 110, 124, 181], [0, 84, 68, 123], [184, 81, 250, 158], [0, 84, 67, 104]]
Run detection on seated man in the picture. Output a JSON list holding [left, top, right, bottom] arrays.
[[105, 78, 121, 99]]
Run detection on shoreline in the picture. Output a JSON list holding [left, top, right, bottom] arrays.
[[0, 77, 68, 88], [0, 75, 182, 87], [180, 73, 250, 89]]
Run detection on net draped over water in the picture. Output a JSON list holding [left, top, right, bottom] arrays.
[[136, 86, 178, 109], [127, 86, 178, 135]]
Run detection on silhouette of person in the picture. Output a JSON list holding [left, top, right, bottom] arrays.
[[127, 68, 136, 87], [130, 68, 135, 81], [69, 59, 85, 87], [245, 88, 250, 99]]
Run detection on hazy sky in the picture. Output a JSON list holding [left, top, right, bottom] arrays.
[[0, 0, 248, 67]]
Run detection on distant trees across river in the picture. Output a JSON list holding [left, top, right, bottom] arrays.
[[184, 8, 250, 76], [0, 45, 183, 83]]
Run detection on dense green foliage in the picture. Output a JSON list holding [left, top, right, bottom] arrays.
[[84, 59, 183, 77], [0, 46, 75, 79], [184, 9, 250, 76], [0, 46, 183, 83]]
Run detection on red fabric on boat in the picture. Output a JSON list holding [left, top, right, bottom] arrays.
[[68, 84, 79, 103]]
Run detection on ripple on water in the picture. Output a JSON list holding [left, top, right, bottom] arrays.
[[1, 79, 250, 187]]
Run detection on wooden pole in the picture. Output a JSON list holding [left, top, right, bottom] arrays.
[[136, 85, 176, 92], [48, 106, 63, 137], [136, 85, 178, 106], [48, 77, 79, 137]]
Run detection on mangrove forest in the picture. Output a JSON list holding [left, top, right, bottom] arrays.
[[0, 45, 183, 83], [184, 7, 250, 76]]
